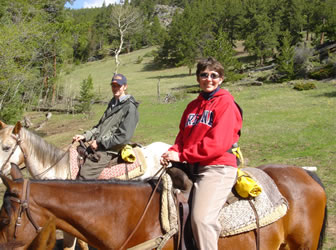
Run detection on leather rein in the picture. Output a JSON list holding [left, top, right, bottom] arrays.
[[119, 165, 167, 249], [9, 179, 42, 239]]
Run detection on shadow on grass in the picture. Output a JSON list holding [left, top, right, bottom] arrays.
[[147, 73, 192, 80], [171, 84, 199, 90], [141, 60, 177, 72], [316, 91, 336, 98]]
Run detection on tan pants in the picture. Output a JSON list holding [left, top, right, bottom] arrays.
[[191, 165, 237, 250]]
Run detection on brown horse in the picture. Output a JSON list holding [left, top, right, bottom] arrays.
[[0, 120, 170, 249], [0, 164, 327, 250]]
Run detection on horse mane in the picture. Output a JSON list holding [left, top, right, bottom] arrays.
[[30, 177, 155, 185], [2, 192, 14, 217], [29, 177, 163, 191], [19, 127, 68, 167]]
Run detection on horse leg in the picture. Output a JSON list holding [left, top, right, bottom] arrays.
[[62, 232, 76, 250], [27, 217, 56, 250], [63, 232, 89, 250], [77, 239, 89, 250]]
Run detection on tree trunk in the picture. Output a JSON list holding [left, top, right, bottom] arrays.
[[51, 51, 57, 105], [320, 17, 326, 45]]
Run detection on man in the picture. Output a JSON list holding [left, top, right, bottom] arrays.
[[73, 73, 139, 179]]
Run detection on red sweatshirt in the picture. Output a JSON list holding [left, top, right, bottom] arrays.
[[169, 89, 242, 167]]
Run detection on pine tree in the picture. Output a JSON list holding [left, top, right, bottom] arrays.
[[277, 30, 295, 80], [155, 3, 199, 73], [243, 1, 279, 65], [203, 30, 240, 81], [76, 75, 95, 113]]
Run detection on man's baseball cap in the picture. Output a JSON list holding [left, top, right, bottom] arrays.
[[111, 73, 127, 86]]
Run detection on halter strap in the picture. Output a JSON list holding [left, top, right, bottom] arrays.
[[10, 179, 42, 239], [0, 134, 24, 173]]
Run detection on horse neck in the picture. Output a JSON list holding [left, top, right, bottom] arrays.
[[20, 129, 70, 179], [30, 180, 161, 249]]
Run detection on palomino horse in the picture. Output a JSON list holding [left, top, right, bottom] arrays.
[[0, 121, 170, 180], [0, 120, 170, 249], [0, 164, 327, 250]]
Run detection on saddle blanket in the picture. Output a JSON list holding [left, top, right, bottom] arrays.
[[219, 167, 288, 236], [69, 145, 147, 180], [161, 167, 289, 237]]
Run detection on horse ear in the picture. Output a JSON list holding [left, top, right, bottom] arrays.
[[10, 163, 23, 181], [12, 121, 22, 135], [0, 173, 14, 190], [0, 120, 7, 129]]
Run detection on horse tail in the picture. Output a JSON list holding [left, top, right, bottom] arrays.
[[304, 170, 328, 250]]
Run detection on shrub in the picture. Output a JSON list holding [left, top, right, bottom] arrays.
[[309, 64, 336, 80], [293, 46, 314, 78], [135, 56, 143, 64], [293, 82, 317, 91], [185, 86, 200, 94]]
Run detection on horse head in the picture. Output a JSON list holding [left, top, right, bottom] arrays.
[[0, 167, 47, 249], [0, 121, 25, 177]]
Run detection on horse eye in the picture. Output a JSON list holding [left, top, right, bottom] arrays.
[[2, 145, 11, 152], [0, 218, 9, 225]]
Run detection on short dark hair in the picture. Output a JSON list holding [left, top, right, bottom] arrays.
[[196, 57, 224, 78]]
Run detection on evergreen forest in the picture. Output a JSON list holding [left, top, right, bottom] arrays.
[[0, 0, 335, 122]]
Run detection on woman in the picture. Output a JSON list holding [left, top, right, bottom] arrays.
[[160, 57, 243, 250], [73, 73, 139, 180]]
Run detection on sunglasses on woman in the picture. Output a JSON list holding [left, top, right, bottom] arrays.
[[199, 72, 220, 79]]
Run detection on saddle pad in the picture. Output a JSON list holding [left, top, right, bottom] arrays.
[[219, 167, 288, 237], [69, 146, 80, 179], [160, 167, 288, 238], [69, 146, 147, 180]]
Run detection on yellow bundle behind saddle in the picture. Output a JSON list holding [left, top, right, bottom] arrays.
[[121, 145, 136, 163], [235, 168, 262, 198]]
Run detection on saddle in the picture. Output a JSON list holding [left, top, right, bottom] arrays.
[[162, 166, 288, 250], [69, 142, 146, 180]]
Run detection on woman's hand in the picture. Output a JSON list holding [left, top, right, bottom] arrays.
[[160, 151, 180, 166]]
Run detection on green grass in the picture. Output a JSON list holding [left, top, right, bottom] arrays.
[[18, 47, 336, 248]]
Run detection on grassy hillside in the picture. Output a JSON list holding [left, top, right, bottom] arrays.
[[22, 47, 336, 248]]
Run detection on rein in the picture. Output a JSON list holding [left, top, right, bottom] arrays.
[[31, 142, 73, 179], [119, 165, 168, 250], [9, 179, 42, 239]]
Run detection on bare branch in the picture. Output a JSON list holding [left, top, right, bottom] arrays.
[[109, 4, 142, 72]]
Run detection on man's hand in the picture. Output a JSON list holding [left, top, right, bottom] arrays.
[[73, 134, 85, 142], [88, 140, 98, 150]]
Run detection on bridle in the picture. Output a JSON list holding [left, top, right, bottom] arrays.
[[0, 134, 26, 174], [8, 179, 42, 239]]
